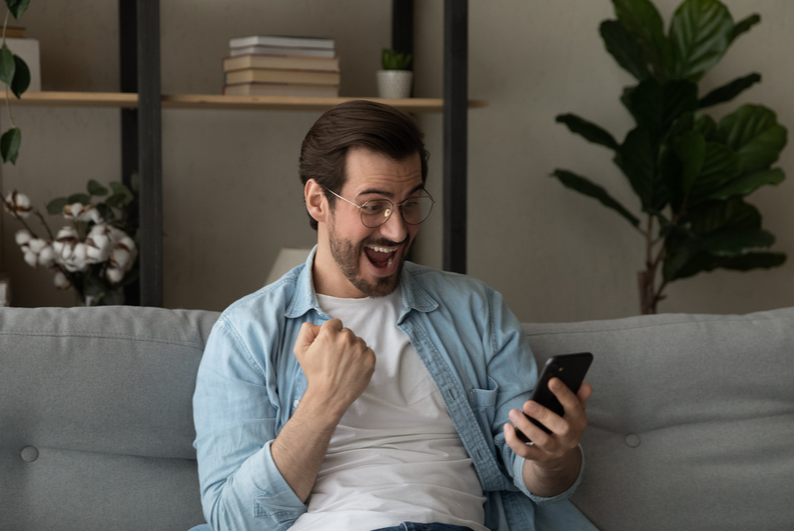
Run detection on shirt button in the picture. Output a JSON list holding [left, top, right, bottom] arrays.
[[21, 446, 39, 462], [625, 434, 641, 448]]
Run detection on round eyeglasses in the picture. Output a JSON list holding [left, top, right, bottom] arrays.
[[323, 187, 436, 228]]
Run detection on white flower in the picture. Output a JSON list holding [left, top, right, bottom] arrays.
[[27, 238, 47, 254], [23, 250, 38, 268], [53, 227, 89, 273], [109, 236, 137, 271], [38, 245, 56, 267], [4, 190, 32, 218], [53, 271, 70, 289], [15, 229, 32, 246], [85, 223, 113, 263], [106, 266, 125, 284], [63, 203, 102, 224]]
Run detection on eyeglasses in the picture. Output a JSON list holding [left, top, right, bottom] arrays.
[[323, 187, 436, 228]]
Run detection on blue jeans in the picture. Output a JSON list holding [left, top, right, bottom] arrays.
[[372, 523, 474, 531]]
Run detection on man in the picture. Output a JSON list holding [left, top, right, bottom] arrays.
[[192, 100, 595, 531]]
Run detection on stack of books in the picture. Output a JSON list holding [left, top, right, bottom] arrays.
[[222, 35, 340, 97]]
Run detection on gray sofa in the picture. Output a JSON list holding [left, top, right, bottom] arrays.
[[1, 305, 792, 530]]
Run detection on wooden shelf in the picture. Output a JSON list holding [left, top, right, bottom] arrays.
[[0, 91, 488, 113]]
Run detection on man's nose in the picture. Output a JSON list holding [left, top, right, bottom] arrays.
[[378, 206, 408, 243]]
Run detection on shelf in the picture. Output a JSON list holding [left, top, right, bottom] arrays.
[[0, 91, 488, 113]]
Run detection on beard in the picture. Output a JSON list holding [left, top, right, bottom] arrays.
[[328, 231, 408, 298]]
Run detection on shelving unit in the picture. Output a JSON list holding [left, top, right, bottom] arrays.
[[105, 0, 477, 306], [0, 92, 487, 113]]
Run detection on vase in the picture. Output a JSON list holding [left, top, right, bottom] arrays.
[[377, 70, 413, 99]]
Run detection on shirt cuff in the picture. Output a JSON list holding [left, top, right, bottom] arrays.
[[244, 440, 308, 522], [513, 444, 585, 504]]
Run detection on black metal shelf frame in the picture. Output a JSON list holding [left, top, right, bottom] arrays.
[[120, 0, 468, 306]]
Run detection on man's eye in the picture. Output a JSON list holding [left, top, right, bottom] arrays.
[[362, 202, 387, 214]]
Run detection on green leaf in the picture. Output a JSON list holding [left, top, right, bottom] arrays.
[[551, 169, 641, 227], [694, 114, 718, 141], [622, 78, 698, 142], [555, 113, 619, 150], [689, 198, 760, 234], [9, 54, 29, 98], [716, 251, 785, 271], [109, 181, 135, 205], [729, 14, 761, 44], [0, 126, 21, 164], [614, 126, 667, 212], [705, 168, 785, 201], [667, 250, 785, 281], [612, 0, 672, 79], [717, 104, 788, 173], [698, 73, 761, 108], [673, 130, 706, 198], [0, 45, 15, 86], [46, 197, 69, 215], [599, 19, 651, 81], [669, 0, 734, 81], [699, 228, 775, 256], [87, 179, 109, 196], [688, 141, 742, 204], [67, 193, 92, 205], [6, 0, 30, 20]]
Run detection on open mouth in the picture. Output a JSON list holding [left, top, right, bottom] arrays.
[[363, 244, 399, 273]]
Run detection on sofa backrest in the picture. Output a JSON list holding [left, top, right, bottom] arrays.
[[2, 306, 792, 531], [0, 306, 219, 531], [523, 307, 793, 531]]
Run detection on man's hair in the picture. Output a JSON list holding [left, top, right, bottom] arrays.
[[299, 100, 430, 230]]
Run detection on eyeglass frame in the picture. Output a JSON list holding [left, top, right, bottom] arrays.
[[322, 186, 436, 228]]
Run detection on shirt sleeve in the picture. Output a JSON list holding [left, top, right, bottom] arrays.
[[485, 288, 583, 505], [193, 318, 307, 530]]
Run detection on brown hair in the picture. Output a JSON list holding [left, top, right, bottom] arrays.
[[299, 100, 429, 230]]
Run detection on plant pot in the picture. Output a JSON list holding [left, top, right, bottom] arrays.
[[377, 70, 413, 99]]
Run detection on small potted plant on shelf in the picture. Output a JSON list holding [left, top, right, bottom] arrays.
[[377, 48, 413, 99], [2, 178, 139, 306]]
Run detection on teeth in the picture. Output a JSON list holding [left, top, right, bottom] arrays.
[[367, 245, 397, 253], [387, 257, 393, 268]]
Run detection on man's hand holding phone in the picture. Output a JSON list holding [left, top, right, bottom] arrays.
[[503, 353, 593, 497]]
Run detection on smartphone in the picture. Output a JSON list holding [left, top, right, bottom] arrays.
[[515, 352, 593, 444]]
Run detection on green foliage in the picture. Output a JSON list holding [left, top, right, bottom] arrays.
[[0, 1, 32, 165], [551, 0, 787, 312], [382, 48, 412, 70]]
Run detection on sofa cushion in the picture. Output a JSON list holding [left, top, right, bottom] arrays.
[[0, 306, 219, 531], [523, 307, 793, 531]]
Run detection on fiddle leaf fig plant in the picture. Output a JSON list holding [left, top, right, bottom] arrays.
[[552, 0, 787, 314]]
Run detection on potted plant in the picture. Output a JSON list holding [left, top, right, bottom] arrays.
[[551, 0, 787, 314], [377, 48, 413, 99]]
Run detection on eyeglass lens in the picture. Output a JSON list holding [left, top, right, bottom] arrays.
[[360, 196, 434, 228]]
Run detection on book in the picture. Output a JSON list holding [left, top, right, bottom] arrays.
[[225, 68, 340, 85], [223, 82, 339, 97], [229, 35, 334, 50], [223, 53, 340, 72], [230, 45, 335, 58]]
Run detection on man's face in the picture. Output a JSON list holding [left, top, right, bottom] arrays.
[[315, 146, 424, 298]]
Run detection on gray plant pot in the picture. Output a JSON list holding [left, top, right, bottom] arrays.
[[377, 70, 413, 99]]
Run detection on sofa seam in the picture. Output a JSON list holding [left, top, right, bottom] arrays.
[[0, 331, 205, 350]]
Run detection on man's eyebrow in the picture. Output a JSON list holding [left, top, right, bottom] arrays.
[[357, 184, 425, 200]]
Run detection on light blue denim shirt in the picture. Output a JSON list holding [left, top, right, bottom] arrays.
[[193, 249, 595, 531]]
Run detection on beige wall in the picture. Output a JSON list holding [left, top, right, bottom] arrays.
[[1, 0, 791, 322]]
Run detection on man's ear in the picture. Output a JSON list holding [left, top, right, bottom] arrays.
[[305, 179, 328, 224]]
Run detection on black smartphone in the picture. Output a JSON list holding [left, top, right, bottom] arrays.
[[515, 352, 593, 444]]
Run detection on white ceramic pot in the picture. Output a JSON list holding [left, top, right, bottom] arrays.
[[377, 70, 413, 99]]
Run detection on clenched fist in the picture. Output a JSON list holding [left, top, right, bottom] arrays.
[[293, 318, 376, 421]]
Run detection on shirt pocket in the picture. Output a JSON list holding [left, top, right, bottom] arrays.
[[468, 376, 500, 410]]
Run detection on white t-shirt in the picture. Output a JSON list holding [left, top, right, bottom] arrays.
[[289, 289, 487, 531]]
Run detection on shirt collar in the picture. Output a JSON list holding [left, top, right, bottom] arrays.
[[284, 244, 438, 320]]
